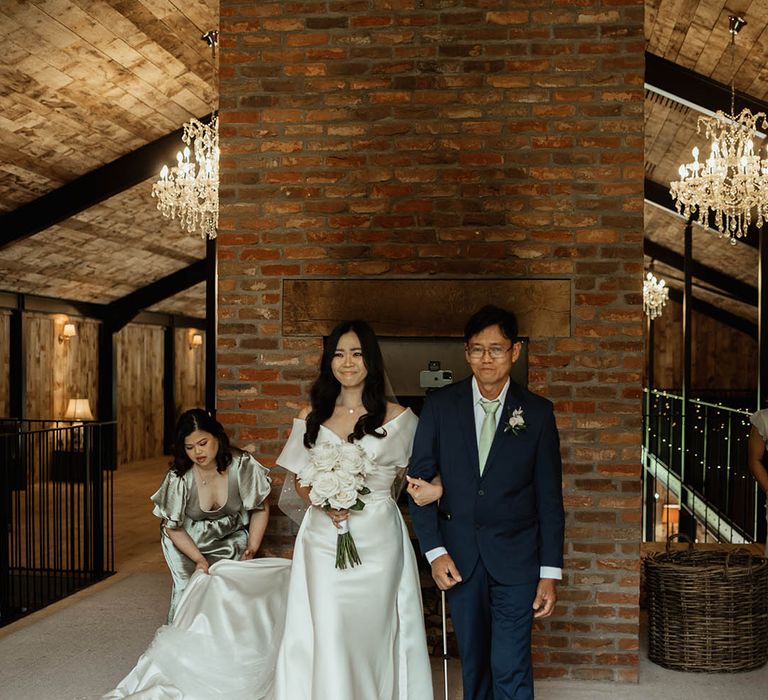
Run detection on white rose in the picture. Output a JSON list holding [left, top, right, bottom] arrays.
[[297, 465, 318, 489], [308, 471, 341, 506], [310, 443, 340, 472], [342, 444, 374, 476], [336, 471, 357, 492], [328, 488, 359, 510]]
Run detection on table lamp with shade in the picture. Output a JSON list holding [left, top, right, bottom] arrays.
[[64, 398, 94, 450], [64, 398, 94, 422]]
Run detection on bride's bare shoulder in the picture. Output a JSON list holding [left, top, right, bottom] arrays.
[[297, 404, 311, 420]]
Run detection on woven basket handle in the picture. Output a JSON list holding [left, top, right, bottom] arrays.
[[724, 548, 753, 577], [665, 532, 694, 554]]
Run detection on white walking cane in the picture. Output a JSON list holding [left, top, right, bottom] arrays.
[[441, 589, 449, 700]]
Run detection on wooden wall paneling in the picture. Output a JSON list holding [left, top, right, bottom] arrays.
[[650, 299, 757, 393], [116, 323, 164, 465], [0, 311, 9, 416], [648, 301, 682, 390], [174, 328, 205, 423], [24, 313, 55, 420], [691, 312, 757, 392], [51, 315, 98, 420]]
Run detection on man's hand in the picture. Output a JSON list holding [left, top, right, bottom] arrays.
[[532, 578, 557, 618], [431, 553, 462, 590]]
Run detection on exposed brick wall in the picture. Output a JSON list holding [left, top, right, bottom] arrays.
[[218, 0, 644, 683]]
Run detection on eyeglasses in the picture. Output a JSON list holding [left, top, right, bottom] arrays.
[[467, 345, 512, 360]]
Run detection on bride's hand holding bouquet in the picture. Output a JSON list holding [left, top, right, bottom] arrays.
[[298, 441, 373, 569]]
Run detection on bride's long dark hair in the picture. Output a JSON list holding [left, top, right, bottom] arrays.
[[303, 320, 389, 448]]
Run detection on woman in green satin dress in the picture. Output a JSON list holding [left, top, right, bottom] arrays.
[[151, 409, 272, 621]]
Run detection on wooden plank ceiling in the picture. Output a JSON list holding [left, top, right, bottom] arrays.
[[0, 0, 761, 325], [645, 0, 765, 327], [0, 0, 217, 317]]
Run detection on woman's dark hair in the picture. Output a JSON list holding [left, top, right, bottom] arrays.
[[304, 320, 388, 447], [170, 408, 232, 476], [464, 304, 519, 345]]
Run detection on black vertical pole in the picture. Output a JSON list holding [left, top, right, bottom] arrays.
[[680, 218, 695, 540], [9, 294, 25, 420], [97, 321, 117, 469], [205, 236, 217, 417], [759, 232, 768, 410], [95, 322, 116, 580], [98, 322, 116, 423], [5, 295, 25, 615], [644, 313, 656, 542], [163, 324, 176, 454]]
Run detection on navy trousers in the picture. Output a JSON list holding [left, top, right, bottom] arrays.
[[446, 558, 538, 700]]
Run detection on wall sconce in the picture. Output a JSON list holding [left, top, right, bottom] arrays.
[[190, 333, 203, 350], [59, 323, 77, 344]]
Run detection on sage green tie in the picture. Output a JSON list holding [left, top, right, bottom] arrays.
[[478, 398, 500, 475]]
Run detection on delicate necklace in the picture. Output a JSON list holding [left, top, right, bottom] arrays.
[[194, 465, 215, 485], [340, 405, 364, 415]]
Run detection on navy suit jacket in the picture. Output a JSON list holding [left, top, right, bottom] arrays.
[[408, 377, 565, 585]]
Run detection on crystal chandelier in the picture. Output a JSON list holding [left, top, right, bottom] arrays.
[[669, 16, 768, 244], [152, 31, 219, 240], [643, 272, 669, 320]]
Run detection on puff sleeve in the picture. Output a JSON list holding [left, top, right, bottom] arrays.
[[234, 449, 272, 511], [150, 470, 189, 528], [275, 419, 311, 476], [751, 409, 768, 442]]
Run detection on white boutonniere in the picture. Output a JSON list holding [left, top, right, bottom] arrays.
[[504, 406, 526, 435]]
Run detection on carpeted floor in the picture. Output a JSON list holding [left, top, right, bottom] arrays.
[[2, 455, 767, 699], [1, 567, 767, 700]]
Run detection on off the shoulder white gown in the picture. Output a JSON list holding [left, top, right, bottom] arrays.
[[273, 408, 433, 699]]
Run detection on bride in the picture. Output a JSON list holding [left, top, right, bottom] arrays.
[[272, 319, 433, 699], [105, 320, 434, 699]]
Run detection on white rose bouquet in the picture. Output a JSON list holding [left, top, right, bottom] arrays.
[[299, 441, 373, 569]]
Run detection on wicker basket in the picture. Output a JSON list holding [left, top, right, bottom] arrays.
[[645, 535, 768, 672]]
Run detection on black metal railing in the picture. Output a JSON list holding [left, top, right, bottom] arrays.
[[642, 389, 764, 545], [0, 419, 116, 627]]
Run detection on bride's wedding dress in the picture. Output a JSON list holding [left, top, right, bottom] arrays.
[[273, 408, 433, 699], [104, 558, 291, 700], [106, 408, 433, 699]]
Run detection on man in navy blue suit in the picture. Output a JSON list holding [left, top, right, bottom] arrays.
[[408, 305, 565, 700]]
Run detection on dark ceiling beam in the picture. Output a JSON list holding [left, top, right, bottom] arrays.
[[645, 52, 768, 120], [105, 259, 206, 332], [0, 289, 204, 328], [667, 286, 757, 339], [644, 178, 760, 250], [644, 239, 757, 307], [0, 113, 213, 251]]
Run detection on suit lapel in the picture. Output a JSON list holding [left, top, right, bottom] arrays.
[[454, 378, 480, 476]]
